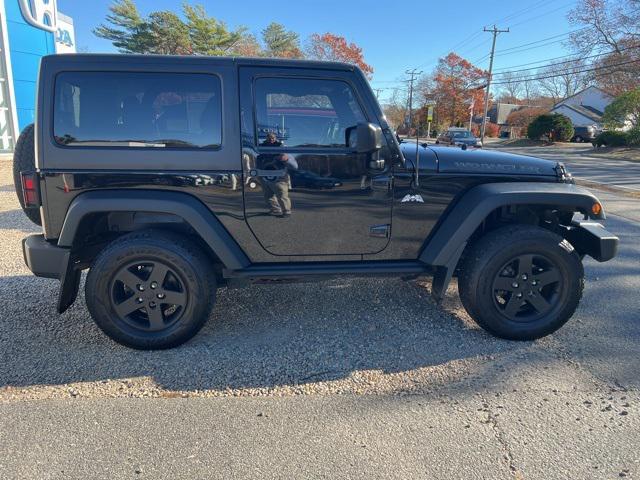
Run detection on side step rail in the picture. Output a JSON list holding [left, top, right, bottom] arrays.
[[224, 261, 433, 279]]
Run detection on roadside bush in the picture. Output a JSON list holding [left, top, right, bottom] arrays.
[[485, 122, 499, 138], [593, 131, 628, 147], [527, 113, 574, 142], [626, 127, 640, 146], [603, 87, 640, 129]]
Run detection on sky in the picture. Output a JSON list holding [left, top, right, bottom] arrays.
[[57, 0, 578, 102]]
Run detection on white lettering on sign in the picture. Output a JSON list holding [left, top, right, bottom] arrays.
[[56, 29, 73, 46], [18, 0, 58, 32]]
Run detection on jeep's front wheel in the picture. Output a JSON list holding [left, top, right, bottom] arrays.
[[85, 230, 216, 349], [458, 225, 584, 340]]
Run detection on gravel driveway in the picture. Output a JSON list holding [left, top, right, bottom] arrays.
[[1, 159, 639, 479]]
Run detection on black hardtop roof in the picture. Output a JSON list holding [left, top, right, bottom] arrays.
[[43, 53, 357, 72]]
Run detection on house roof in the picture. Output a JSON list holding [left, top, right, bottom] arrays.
[[552, 85, 615, 110], [552, 103, 603, 123]]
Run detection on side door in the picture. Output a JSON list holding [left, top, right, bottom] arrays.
[[239, 67, 393, 257]]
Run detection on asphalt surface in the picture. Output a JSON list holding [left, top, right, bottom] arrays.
[[486, 143, 640, 193], [1, 160, 639, 479]]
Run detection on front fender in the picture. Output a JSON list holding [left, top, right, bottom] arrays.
[[420, 182, 605, 268]]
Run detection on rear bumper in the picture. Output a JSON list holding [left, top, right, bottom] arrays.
[[22, 234, 70, 279], [566, 221, 619, 262]]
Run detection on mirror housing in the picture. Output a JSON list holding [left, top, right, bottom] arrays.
[[346, 122, 383, 153]]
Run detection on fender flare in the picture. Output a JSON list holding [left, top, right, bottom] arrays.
[[419, 182, 604, 300], [58, 190, 250, 271]]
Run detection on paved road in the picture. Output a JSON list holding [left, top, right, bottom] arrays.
[[1, 161, 639, 479], [487, 143, 640, 192]]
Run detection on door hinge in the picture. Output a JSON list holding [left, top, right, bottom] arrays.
[[369, 224, 390, 238]]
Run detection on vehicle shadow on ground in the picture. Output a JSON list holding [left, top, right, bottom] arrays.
[[0, 272, 536, 394], [0, 209, 40, 233], [1, 213, 637, 396]]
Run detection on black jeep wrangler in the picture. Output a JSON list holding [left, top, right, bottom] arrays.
[[16, 54, 619, 349]]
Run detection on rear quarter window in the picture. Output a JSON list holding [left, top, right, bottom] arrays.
[[53, 72, 222, 149]]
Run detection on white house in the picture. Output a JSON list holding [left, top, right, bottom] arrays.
[[550, 86, 615, 129]]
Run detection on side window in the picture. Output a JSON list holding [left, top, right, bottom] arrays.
[[254, 77, 365, 148], [53, 72, 222, 149]]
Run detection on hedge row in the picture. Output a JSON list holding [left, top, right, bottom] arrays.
[[593, 128, 640, 147]]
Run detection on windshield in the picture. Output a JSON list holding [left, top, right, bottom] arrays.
[[450, 130, 471, 138]]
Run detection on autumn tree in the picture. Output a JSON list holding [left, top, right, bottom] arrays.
[[261, 22, 303, 58], [497, 71, 523, 102], [425, 52, 487, 127], [232, 34, 262, 57], [307, 33, 374, 78], [591, 40, 640, 95], [568, 0, 639, 55], [567, 0, 640, 94], [382, 88, 408, 130], [537, 58, 590, 102]]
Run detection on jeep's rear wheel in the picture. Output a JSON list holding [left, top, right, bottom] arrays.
[[12, 124, 42, 226], [458, 225, 584, 340], [85, 230, 216, 349]]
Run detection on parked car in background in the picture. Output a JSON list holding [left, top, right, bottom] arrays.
[[436, 128, 482, 148], [571, 126, 600, 143]]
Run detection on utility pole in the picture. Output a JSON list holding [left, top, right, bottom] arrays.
[[480, 25, 509, 143], [404, 68, 423, 130], [374, 88, 383, 99]]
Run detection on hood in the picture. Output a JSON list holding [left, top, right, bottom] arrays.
[[399, 142, 438, 172], [431, 145, 559, 177]]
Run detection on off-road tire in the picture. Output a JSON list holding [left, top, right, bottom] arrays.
[[458, 225, 584, 340], [12, 124, 41, 225], [85, 230, 216, 349]]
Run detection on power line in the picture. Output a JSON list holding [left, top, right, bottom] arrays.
[[411, 0, 561, 71], [494, 0, 557, 24], [495, 29, 584, 54], [494, 38, 574, 57], [490, 58, 640, 85], [458, 37, 492, 56], [508, 1, 575, 28], [492, 50, 593, 72], [493, 44, 640, 77]]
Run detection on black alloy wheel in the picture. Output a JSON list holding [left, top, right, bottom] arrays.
[[86, 230, 216, 349], [491, 253, 562, 322], [111, 260, 188, 333]]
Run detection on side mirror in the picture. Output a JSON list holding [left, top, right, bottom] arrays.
[[346, 122, 383, 153]]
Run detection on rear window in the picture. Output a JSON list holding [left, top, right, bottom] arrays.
[[53, 72, 222, 149]]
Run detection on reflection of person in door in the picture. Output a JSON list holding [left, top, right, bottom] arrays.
[[261, 131, 282, 147], [260, 133, 298, 217]]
